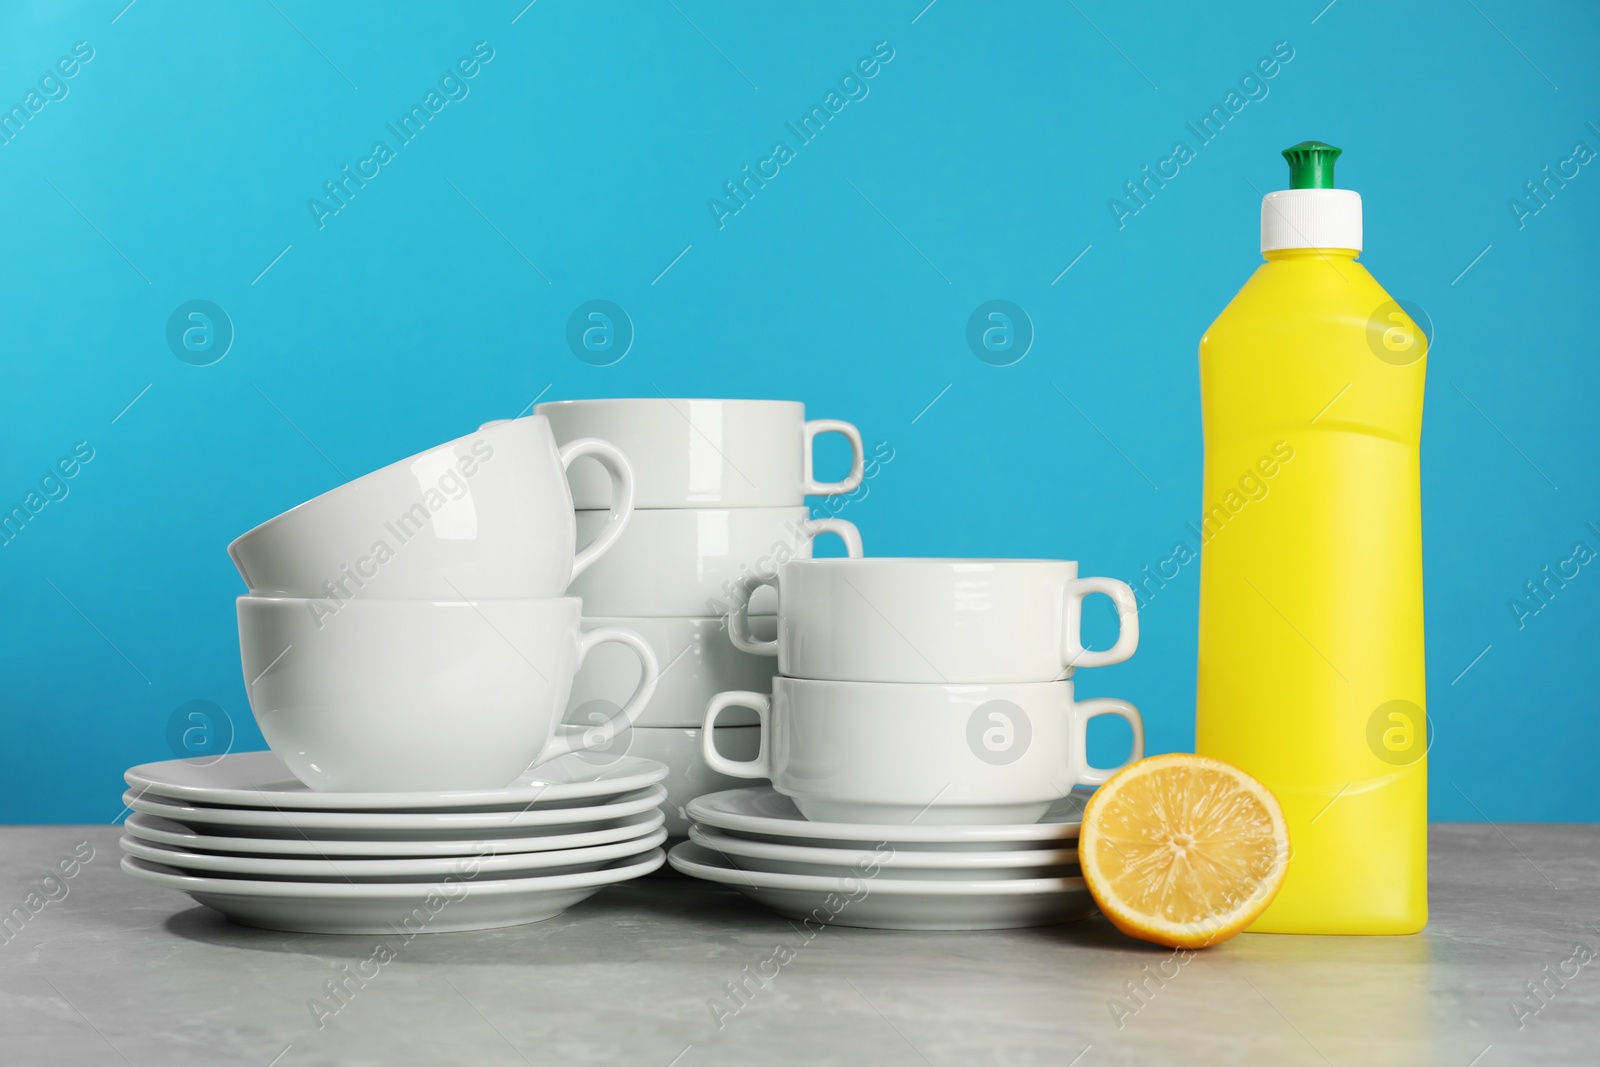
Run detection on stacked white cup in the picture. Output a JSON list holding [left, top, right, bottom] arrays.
[[227, 416, 661, 794], [708, 558, 1146, 825], [535, 399, 867, 839]]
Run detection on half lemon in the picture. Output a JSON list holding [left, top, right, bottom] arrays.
[[1078, 753, 1289, 948]]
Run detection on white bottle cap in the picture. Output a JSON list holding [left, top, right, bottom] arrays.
[[1260, 189, 1362, 253]]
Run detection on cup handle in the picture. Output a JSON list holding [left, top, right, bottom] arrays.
[[727, 520, 861, 654], [726, 574, 779, 656], [702, 691, 770, 778], [1071, 698, 1144, 786], [797, 517, 864, 558], [560, 438, 636, 581], [1062, 576, 1140, 669], [538, 626, 660, 762], [802, 419, 865, 496]]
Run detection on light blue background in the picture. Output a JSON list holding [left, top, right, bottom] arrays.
[[2, 1, 1595, 823]]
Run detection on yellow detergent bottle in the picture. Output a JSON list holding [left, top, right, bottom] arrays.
[[1194, 142, 1428, 935]]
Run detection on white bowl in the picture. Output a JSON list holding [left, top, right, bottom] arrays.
[[729, 557, 1140, 683], [704, 677, 1141, 825], [568, 506, 862, 617], [537, 398, 862, 508]]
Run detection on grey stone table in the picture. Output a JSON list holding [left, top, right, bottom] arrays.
[[2, 825, 1597, 1066]]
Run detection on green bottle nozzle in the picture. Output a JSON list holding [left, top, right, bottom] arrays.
[[1282, 141, 1341, 189]]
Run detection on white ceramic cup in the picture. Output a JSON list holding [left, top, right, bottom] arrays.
[[229, 416, 635, 600], [564, 616, 777, 728], [536, 398, 863, 509], [728, 558, 1139, 683], [567, 507, 864, 618], [702, 677, 1142, 825], [238, 596, 659, 792]]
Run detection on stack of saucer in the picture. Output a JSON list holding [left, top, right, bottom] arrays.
[[538, 399, 867, 841], [671, 558, 1144, 929], [119, 752, 669, 934], [124, 417, 672, 931], [672, 787, 1090, 931]]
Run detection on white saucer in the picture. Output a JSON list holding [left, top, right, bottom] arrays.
[[123, 849, 665, 933], [687, 825, 1081, 881], [667, 843, 1093, 930], [121, 826, 668, 882], [124, 751, 668, 811], [123, 785, 666, 840], [687, 787, 1086, 850], [122, 810, 666, 858]]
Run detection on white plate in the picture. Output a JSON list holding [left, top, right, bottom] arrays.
[[687, 825, 1080, 881], [124, 751, 668, 811], [122, 785, 666, 840], [121, 826, 668, 882], [123, 850, 665, 934], [667, 843, 1092, 931], [686, 787, 1086, 850], [121, 810, 666, 858]]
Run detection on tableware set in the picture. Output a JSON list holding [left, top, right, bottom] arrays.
[[122, 417, 674, 931], [539, 399, 867, 839], [669, 557, 1145, 928], [118, 397, 1154, 936]]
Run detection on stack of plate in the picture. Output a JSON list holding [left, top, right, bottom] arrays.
[[120, 751, 669, 934], [669, 787, 1093, 931]]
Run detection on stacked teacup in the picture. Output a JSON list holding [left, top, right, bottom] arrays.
[[119, 417, 674, 933], [670, 558, 1146, 930], [536, 399, 867, 843]]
